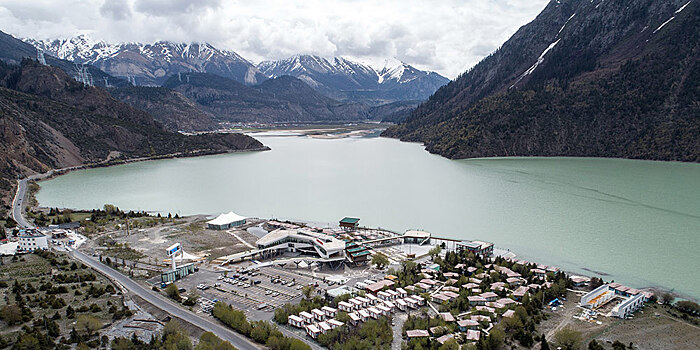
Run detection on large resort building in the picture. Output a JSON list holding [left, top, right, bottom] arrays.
[[256, 229, 346, 260]]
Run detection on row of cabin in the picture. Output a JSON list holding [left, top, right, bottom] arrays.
[[337, 288, 410, 312], [347, 295, 426, 326], [288, 306, 339, 328], [302, 319, 345, 339]]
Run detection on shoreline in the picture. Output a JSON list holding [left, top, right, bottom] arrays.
[[18, 134, 698, 303], [25, 145, 271, 184]]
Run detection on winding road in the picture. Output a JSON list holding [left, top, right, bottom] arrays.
[[11, 176, 261, 350]]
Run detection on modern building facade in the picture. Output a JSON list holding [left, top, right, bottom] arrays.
[[456, 240, 494, 256], [256, 229, 346, 260], [18, 231, 48, 252]]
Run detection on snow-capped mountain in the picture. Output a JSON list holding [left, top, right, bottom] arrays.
[[25, 35, 267, 86], [258, 55, 449, 104]]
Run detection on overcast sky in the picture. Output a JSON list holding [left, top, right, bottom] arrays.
[[0, 0, 549, 78]]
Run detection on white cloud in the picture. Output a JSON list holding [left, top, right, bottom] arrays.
[[0, 0, 548, 78]]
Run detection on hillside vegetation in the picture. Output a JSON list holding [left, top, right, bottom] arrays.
[[383, 0, 700, 162]]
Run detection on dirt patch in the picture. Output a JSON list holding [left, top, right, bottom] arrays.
[[537, 291, 700, 350]]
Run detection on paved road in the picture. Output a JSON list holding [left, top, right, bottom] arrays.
[[11, 179, 32, 228], [69, 249, 261, 350]]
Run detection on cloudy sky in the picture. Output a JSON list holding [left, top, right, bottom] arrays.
[[0, 0, 549, 78]]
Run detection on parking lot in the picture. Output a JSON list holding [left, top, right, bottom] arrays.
[[173, 264, 338, 320]]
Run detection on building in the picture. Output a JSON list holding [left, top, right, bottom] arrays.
[[311, 308, 325, 322], [206, 212, 246, 230], [339, 217, 360, 230], [318, 321, 331, 334], [466, 330, 481, 342], [288, 315, 304, 328], [502, 309, 516, 318], [256, 229, 346, 260], [439, 312, 456, 322], [358, 309, 370, 321], [403, 230, 431, 244], [160, 263, 195, 286], [17, 231, 48, 252], [345, 241, 371, 265], [322, 306, 338, 318], [327, 285, 354, 299], [580, 285, 615, 309], [365, 280, 395, 294], [368, 307, 381, 319], [305, 324, 320, 339], [338, 301, 354, 312], [299, 311, 314, 324], [348, 312, 360, 325], [327, 319, 344, 329], [456, 240, 494, 256], [480, 292, 499, 301], [436, 334, 455, 345], [611, 293, 645, 319], [406, 330, 430, 339], [457, 319, 479, 332], [468, 296, 487, 306]]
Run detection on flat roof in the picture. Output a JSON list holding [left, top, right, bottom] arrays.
[[406, 329, 430, 338], [339, 217, 360, 224]]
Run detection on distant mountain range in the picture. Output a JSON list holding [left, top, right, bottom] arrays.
[[383, 0, 700, 162], [258, 55, 450, 104], [26, 35, 268, 86], [25, 35, 449, 105]]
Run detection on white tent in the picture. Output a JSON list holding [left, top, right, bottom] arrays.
[[206, 211, 247, 230]]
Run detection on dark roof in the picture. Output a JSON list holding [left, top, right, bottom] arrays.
[[339, 217, 360, 224]]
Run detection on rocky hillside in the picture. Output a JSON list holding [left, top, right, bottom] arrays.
[[0, 60, 265, 214], [163, 72, 372, 123], [257, 55, 449, 105], [27, 35, 268, 86], [109, 86, 217, 131], [383, 0, 700, 162]]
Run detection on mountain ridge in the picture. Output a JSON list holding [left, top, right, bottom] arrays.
[[26, 35, 267, 86], [383, 0, 700, 162], [257, 54, 450, 104]]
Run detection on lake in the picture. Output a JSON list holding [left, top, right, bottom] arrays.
[[36, 132, 700, 300]]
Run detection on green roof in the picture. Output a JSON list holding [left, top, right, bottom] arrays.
[[347, 247, 367, 253], [351, 251, 371, 257], [340, 217, 360, 224]]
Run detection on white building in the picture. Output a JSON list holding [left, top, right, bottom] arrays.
[[322, 306, 338, 318], [288, 315, 304, 328], [18, 232, 48, 252], [611, 293, 645, 318], [580, 285, 615, 309], [306, 324, 320, 339], [256, 229, 345, 260], [338, 301, 354, 312], [206, 212, 246, 230]]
